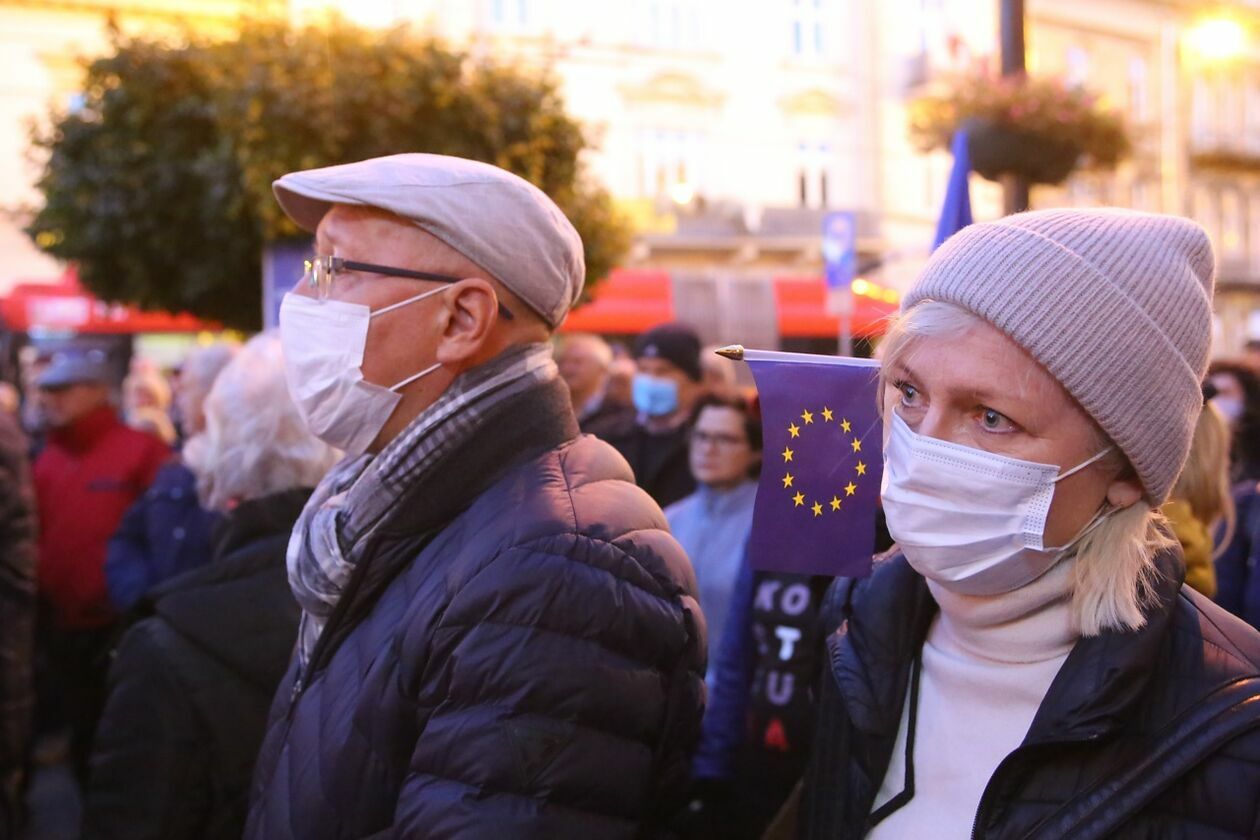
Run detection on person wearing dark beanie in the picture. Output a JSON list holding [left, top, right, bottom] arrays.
[[603, 323, 705, 508]]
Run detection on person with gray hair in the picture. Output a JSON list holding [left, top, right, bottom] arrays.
[[244, 154, 703, 839], [555, 332, 633, 437], [800, 209, 1260, 838], [105, 342, 240, 612], [83, 333, 337, 840]]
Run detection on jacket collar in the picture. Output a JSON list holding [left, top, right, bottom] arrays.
[[50, 404, 120, 453], [325, 376, 579, 644], [834, 549, 1184, 742]]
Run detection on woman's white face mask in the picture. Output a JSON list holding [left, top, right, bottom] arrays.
[[881, 412, 1114, 596]]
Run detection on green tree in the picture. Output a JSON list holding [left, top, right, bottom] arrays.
[[28, 20, 629, 330]]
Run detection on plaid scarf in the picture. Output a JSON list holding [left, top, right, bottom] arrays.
[[286, 342, 558, 669]]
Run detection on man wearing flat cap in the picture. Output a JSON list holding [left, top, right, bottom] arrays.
[[245, 154, 705, 839]]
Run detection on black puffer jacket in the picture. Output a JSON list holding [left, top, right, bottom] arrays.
[[800, 550, 1260, 839], [245, 377, 706, 839], [82, 488, 308, 840], [0, 412, 36, 835]]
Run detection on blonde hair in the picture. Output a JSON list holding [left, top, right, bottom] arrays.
[[1171, 402, 1236, 559], [880, 300, 1172, 635]]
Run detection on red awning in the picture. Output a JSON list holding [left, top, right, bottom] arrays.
[[561, 268, 673, 334], [0, 269, 216, 334], [773, 275, 897, 339]]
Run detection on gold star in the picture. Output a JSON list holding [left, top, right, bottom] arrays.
[[841, 418, 852, 433], [801, 409, 814, 425], [845, 482, 858, 496], [788, 423, 801, 439], [782, 446, 794, 463], [856, 461, 867, 476], [782, 473, 795, 489], [851, 438, 862, 453], [793, 491, 806, 507], [822, 407, 834, 422], [830, 496, 842, 512], [812, 501, 824, 517]]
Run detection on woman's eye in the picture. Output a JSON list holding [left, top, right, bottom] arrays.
[[980, 408, 1014, 431], [899, 382, 919, 404]]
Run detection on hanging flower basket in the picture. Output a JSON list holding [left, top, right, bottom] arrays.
[[909, 73, 1131, 186], [961, 117, 1080, 185]]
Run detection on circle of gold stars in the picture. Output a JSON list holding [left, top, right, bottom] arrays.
[[780, 405, 867, 517]]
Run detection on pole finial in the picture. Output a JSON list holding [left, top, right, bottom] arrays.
[[715, 345, 745, 361]]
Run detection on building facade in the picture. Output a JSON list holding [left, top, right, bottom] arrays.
[[5, 0, 1260, 350]]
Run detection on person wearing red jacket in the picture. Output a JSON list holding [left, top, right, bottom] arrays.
[[32, 350, 169, 782]]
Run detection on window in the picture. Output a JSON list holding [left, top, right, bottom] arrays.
[[639, 129, 706, 202], [1127, 56, 1149, 122], [796, 141, 832, 208], [1065, 46, 1089, 88], [642, 0, 702, 49], [791, 0, 826, 59], [490, 0, 530, 29]]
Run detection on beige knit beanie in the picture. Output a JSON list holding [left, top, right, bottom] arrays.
[[903, 208, 1215, 504]]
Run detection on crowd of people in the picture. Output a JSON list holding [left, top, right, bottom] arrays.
[[0, 153, 1259, 839]]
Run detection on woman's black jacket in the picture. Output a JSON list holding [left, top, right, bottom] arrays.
[[800, 549, 1260, 839]]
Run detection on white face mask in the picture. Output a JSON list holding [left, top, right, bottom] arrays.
[[279, 288, 445, 457], [880, 412, 1114, 596], [1212, 395, 1244, 424]]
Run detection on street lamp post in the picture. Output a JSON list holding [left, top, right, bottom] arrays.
[[1000, 0, 1031, 214]]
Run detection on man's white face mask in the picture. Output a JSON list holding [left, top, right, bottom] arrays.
[[278, 287, 445, 457], [880, 412, 1115, 596]]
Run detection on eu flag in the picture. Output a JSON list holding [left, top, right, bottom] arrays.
[[743, 349, 883, 577]]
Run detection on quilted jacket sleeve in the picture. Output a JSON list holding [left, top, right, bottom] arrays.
[[392, 535, 705, 839]]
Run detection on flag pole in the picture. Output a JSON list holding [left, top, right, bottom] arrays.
[[715, 345, 880, 368]]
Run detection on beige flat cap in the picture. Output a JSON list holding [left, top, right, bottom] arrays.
[[273, 153, 585, 328]]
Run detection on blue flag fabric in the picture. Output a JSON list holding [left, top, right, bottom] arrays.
[[746, 353, 883, 577], [932, 128, 974, 251]]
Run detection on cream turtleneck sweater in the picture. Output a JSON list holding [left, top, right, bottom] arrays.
[[867, 558, 1080, 839]]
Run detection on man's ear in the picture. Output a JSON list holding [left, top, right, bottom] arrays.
[[433, 278, 499, 365], [1106, 475, 1144, 510]]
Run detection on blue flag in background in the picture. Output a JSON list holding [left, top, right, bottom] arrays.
[[932, 129, 973, 251], [746, 352, 883, 577]]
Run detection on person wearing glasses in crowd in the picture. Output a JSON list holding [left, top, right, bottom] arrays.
[[666, 394, 762, 684], [243, 154, 705, 840]]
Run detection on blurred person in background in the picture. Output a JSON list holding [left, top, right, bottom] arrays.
[[605, 351, 636, 408], [83, 333, 338, 840], [127, 406, 177, 447], [605, 322, 705, 508], [32, 349, 169, 783], [700, 344, 739, 399], [802, 210, 1260, 838], [1162, 395, 1234, 598], [105, 343, 238, 613], [666, 394, 761, 682], [1207, 360, 1260, 482], [1241, 339, 1260, 371], [122, 364, 172, 427], [555, 332, 633, 437], [0, 382, 19, 416], [0, 403, 36, 835]]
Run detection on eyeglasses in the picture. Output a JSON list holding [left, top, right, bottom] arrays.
[[689, 429, 749, 449], [304, 255, 513, 320]]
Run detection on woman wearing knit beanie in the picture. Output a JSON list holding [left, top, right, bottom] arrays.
[[799, 209, 1260, 839]]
